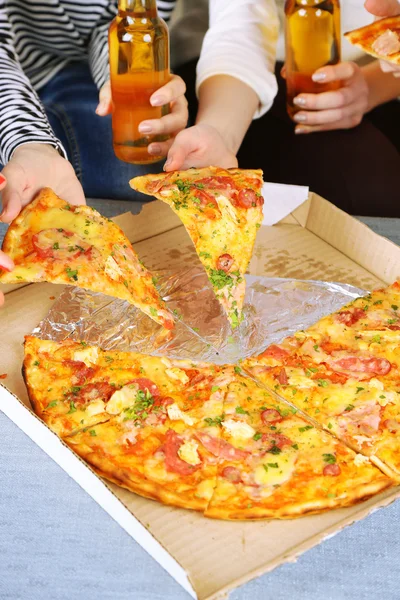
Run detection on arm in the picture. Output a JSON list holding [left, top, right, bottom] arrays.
[[0, 7, 66, 164], [164, 0, 280, 170]]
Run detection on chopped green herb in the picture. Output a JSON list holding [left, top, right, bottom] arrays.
[[199, 251, 212, 259], [253, 432, 262, 441], [345, 404, 355, 412], [299, 425, 313, 433], [313, 344, 319, 352], [52, 242, 60, 250], [149, 307, 157, 317], [373, 300, 383, 305], [356, 387, 364, 394], [327, 493, 336, 499], [33, 360, 40, 367], [234, 366, 241, 374], [204, 414, 225, 427], [105, 356, 114, 363], [371, 335, 381, 344], [46, 400, 58, 409], [235, 406, 249, 415], [328, 422, 333, 429], [268, 445, 282, 455], [65, 267, 78, 281], [392, 305, 398, 311], [89, 429, 97, 437], [67, 401, 77, 414], [123, 280, 129, 288], [317, 379, 329, 388], [209, 269, 234, 291], [323, 453, 336, 464], [292, 443, 299, 450], [388, 319, 397, 325]]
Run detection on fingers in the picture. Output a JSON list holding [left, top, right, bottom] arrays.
[[0, 165, 24, 223], [364, 0, 400, 17], [312, 62, 357, 84], [294, 86, 356, 111], [162, 128, 199, 171], [0, 249, 14, 272], [295, 113, 363, 134], [293, 101, 365, 126], [96, 80, 112, 116], [147, 138, 174, 159], [280, 65, 287, 80], [139, 96, 188, 137], [150, 75, 186, 107]]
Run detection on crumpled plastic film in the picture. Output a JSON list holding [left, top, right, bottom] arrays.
[[32, 265, 366, 363]]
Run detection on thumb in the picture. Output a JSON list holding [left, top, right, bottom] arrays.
[[364, 0, 400, 17], [164, 129, 199, 172], [96, 81, 112, 116], [0, 170, 23, 223]]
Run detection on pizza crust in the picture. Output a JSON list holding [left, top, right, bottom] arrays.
[[345, 16, 400, 65]]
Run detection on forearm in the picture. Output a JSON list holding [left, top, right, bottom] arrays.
[[196, 76, 259, 155], [363, 60, 400, 111]]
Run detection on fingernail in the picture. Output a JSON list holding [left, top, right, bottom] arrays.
[[394, 72, 400, 78], [293, 96, 307, 107], [294, 113, 307, 123], [138, 123, 153, 134], [295, 127, 307, 135], [0, 174, 5, 184], [149, 144, 161, 155], [150, 95, 166, 107], [163, 158, 172, 170], [312, 72, 326, 82]]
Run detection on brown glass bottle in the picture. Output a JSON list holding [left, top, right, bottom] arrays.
[[285, 0, 341, 120], [109, 0, 170, 164]]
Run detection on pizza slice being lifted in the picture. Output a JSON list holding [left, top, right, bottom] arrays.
[[0, 188, 173, 329], [345, 16, 400, 65], [130, 167, 264, 328]]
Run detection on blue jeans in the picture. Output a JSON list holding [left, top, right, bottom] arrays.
[[39, 61, 164, 201]]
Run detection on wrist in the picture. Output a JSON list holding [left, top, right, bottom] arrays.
[[12, 142, 62, 160]]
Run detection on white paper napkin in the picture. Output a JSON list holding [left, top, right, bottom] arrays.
[[262, 182, 309, 226]]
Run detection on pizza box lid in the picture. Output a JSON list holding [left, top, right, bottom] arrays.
[[1, 187, 400, 600]]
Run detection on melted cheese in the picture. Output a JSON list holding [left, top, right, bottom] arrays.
[[86, 399, 106, 417], [106, 385, 138, 414], [254, 453, 296, 487], [30, 207, 105, 243], [165, 368, 189, 385], [104, 256, 123, 280], [73, 346, 99, 366], [195, 479, 216, 501], [288, 369, 314, 389], [178, 440, 201, 465], [167, 403, 195, 426], [354, 453, 370, 467], [222, 419, 255, 440]]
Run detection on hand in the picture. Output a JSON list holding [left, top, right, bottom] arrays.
[[163, 124, 238, 171], [291, 62, 369, 134], [96, 75, 189, 158], [0, 143, 85, 223], [364, 0, 400, 76], [0, 250, 15, 306]]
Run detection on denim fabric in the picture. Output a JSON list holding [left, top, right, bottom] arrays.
[[39, 61, 165, 201]]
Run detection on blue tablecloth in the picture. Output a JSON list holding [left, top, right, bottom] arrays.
[[1, 205, 400, 600]]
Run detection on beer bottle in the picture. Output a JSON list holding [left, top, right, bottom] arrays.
[[109, 0, 170, 164], [285, 0, 341, 120]]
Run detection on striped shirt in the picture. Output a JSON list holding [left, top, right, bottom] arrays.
[[0, 0, 176, 164]]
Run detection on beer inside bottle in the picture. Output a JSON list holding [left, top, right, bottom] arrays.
[[109, 0, 170, 164], [285, 0, 341, 120]]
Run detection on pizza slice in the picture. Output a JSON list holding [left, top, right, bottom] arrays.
[[24, 336, 236, 511], [205, 373, 391, 519], [130, 167, 264, 328], [345, 16, 400, 65], [244, 281, 400, 480], [0, 188, 173, 329]]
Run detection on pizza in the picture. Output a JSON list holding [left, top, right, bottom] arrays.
[[345, 16, 400, 65], [130, 167, 264, 329], [23, 336, 393, 519], [244, 281, 400, 480], [0, 188, 173, 329]]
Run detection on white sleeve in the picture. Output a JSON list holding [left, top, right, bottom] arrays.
[[196, 0, 279, 119]]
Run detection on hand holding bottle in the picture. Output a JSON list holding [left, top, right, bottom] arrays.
[[96, 74, 189, 159]]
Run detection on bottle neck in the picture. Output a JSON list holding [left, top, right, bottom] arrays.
[[118, 0, 158, 13]]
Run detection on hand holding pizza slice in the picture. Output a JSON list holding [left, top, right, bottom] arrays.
[[0, 188, 173, 329]]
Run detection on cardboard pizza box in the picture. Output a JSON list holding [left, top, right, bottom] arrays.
[[1, 189, 400, 600]]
